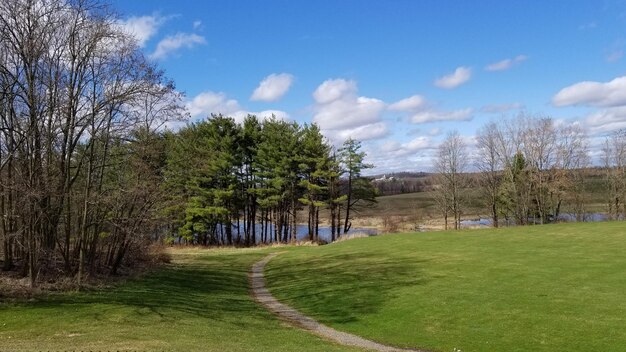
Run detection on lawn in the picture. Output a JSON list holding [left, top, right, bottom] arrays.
[[0, 248, 358, 352], [265, 222, 626, 352]]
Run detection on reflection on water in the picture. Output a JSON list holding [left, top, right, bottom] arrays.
[[177, 223, 379, 244]]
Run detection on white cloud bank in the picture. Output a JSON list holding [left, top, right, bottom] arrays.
[[434, 66, 472, 89], [554, 75, 626, 135], [584, 107, 626, 134], [250, 73, 294, 102], [150, 33, 206, 60], [312, 79, 387, 142], [389, 95, 473, 124], [485, 55, 527, 71], [186, 91, 288, 124], [552, 76, 626, 108]]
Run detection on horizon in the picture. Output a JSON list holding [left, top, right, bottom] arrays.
[[113, 0, 626, 174]]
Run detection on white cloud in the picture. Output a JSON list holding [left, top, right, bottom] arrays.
[[411, 108, 473, 124], [186, 91, 241, 118], [480, 103, 524, 113], [313, 79, 357, 104], [434, 66, 472, 89], [552, 76, 626, 107], [193, 20, 202, 30], [584, 107, 626, 134], [150, 33, 206, 60], [380, 136, 433, 156], [390, 93, 473, 124], [485, 55, 528, 71], [312, 79, 386, 132], [250, 73, 294, 102], [324, 122, 389, 143], [366, 137, 438, 173], [118, 14, 169, 47], [186, 91, 288, 124], [388, 95, 427, 112], [230, 110, 289, 124]]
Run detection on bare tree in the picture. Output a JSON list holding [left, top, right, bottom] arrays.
[[434, 131, 467, 230], [603, 129, 626, 220], [476, 122, 502, 227]]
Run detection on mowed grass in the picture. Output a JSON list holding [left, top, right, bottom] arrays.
[[265, 222, 626, 352], [0, 248, 358, 352]]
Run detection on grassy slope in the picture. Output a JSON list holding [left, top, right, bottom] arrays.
[[0, 248, 358, 352], [265, 222, 626, 352]]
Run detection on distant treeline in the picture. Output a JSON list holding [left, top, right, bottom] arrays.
[[371, 172, 431, 196], [432, 114, 626, 229]]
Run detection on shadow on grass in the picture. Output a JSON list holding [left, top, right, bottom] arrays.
[[4, 252, 269, 328], [266, 251, 430, 324]]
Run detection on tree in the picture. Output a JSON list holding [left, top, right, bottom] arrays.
[[0, 0, 185, 287], [339, 138, 374, 234], [434, 131, 467, 230], [476, 122, 502, 227]]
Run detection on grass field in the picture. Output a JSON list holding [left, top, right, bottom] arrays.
[[265, 222, 626, 352], [0, 248, 357, 352]]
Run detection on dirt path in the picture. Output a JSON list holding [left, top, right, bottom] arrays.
[[250, 252, 427, 352]]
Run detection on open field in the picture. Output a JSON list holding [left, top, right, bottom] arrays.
[[265, 222, 626, 352], [0, 248, 357, 352]]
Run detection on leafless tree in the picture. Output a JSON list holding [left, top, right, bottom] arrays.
[[434, 131, 467, 230]]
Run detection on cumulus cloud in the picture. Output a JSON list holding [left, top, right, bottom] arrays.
[[390, 94, 473, 124], [250, 73, 294, 102], [150, 33, 206, 60], [324, 122, 389, 143], [552, 76, 626, 107], [411, 108, 473, 124], [186, 91, 241, 118], [480, 103, 524, 113], [365, 137, 438, 173], [434, 66, 472, 89], [485, 55, 528, 71], [312, 79, 386, 134], [388, 95, 427, 112], [186, 91, 288, 124], [118, 14, 169, 47]]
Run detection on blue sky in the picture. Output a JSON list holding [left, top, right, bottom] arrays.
[[113, 0, 626, 174]]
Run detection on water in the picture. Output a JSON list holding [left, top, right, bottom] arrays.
[[176, 223, 379, 244], [460, 212, 614, 228]]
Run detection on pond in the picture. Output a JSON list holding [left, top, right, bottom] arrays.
[[460, 212, 617, 228], [175, 223, 379, 244]]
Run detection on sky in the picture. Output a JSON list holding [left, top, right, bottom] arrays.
[[112, 0, 626, 174]]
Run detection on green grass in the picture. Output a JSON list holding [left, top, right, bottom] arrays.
[[265, 222, 626, 352], [0, 248, 358, 352]]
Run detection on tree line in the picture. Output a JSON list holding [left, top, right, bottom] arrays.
[[163, 115, 376, 246], [0, 0, 185, 287], [434, 113, 625, 229]]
